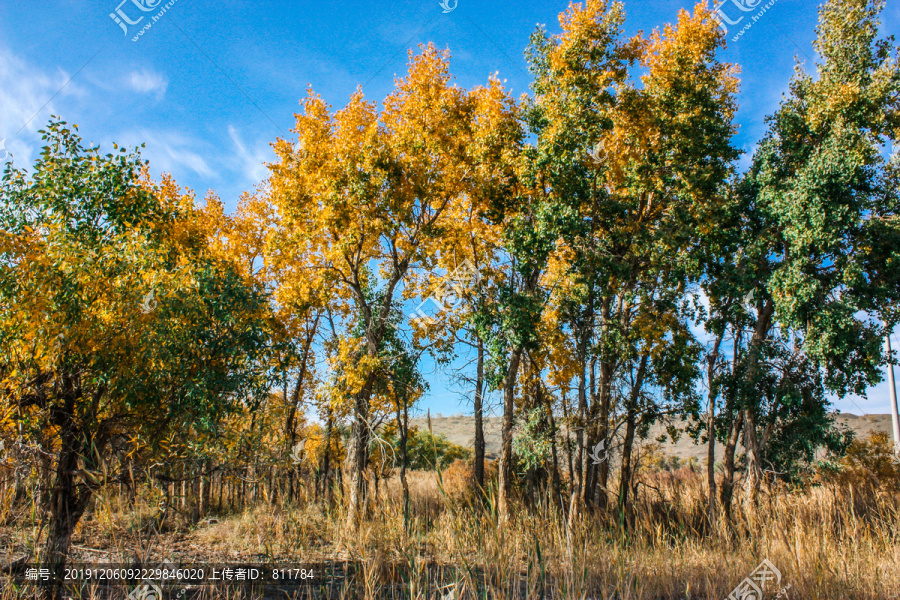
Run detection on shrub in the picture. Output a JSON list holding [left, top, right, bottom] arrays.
[[384, 426, 472, 471], [831, 430, 900, 491]]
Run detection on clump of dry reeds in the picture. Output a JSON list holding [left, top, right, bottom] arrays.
[[3, 437, 899, 599]]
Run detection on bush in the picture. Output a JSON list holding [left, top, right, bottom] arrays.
[[384, 426, 472, 471], [831, 430, 900, 491], [439, 457, 499, 499]]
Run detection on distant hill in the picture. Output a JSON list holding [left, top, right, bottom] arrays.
[[409, 413, 895, 462]]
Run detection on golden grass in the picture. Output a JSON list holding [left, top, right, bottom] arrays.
[[2, 462, 899, 599]]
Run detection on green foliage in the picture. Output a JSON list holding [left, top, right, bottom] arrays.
[[700, 0, 900, 488], [513, 408, 555, 472], [651, 454, 699, 473], [386, 426, 471, 471], [0, 120, 272, 433], [0, 120, 272, 561]]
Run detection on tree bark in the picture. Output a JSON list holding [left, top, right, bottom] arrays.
[[617, 353, 647, 529], [719, 412, 742, 516], [739, 300, 775, 503], [200, 460, 210, 517], [707, 399, 717, 524], [474, 336, 486, 493], [548, 404, 563, 512], [574, 350, 587, 508], [398, 400, 410, 527], [596, 357, 613, 510], [326, 413, 336, 504], [42, 421, 89, 599], [618, 409, 636, 528], [742, 406, 763, 502], [347, 387, 372, 523], [584, 356, 599, 506], [706, 334, 723, 525], [498, 347, 523, 521]]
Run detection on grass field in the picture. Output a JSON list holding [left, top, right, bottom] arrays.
[[3, 416, 899, 599]]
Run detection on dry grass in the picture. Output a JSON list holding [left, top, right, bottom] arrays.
[[2, 462, 900, 599]]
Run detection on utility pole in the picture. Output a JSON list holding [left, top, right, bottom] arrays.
[[887, 324, 900, 449]]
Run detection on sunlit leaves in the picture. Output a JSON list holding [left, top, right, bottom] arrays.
[[0, 120, 271, 469]]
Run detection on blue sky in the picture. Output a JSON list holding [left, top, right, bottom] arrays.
[[1, 0, 898, 416]]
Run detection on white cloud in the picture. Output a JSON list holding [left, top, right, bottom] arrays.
[[117, 128, 214, 179], [126, 69, 168, 98], [0, 46, 86, 166], [227, 125, 272, 185]]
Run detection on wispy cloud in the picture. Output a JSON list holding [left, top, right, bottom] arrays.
[[227, 125, 271, 185], [0, 46, 86, 165], [118, 128, 215, 179], [126, 69, 168, 99]]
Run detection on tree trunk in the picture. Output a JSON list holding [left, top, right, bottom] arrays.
[[398, 401, 410, 527], [322, 413, 333, 506], [548, 404, 563, 512], [706, 335, 723, 525], [583, 357, 596, 505], [199, 461, 210, 517], [571, 285, 594, 519], [498, 347, 523, 521], [707, 397, 718, 524], [42, 422, 89, 599], [618, 409, 636, 529], [347, 389, 371, 523], [719, 412, 742, 516], [617, 353, 647, 529], [742, 406, 763, 502], [284, 315, 320, 504], [596, 358, 614, 511], [575, 355, 587, 508], [217, 471, 223, 513], [739, 300, 775, 503], [474, 336, 486, 493]]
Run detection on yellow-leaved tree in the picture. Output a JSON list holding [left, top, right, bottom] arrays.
[[0, 121, 271, 584], [269, 44, 520, 521]]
